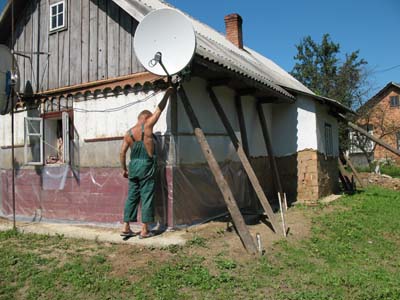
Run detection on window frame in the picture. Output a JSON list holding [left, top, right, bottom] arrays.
[[49, 1, 67, 32], [389, 95, 399, 108], [324, 122, 333, 156], [24, 117, 44, 166]]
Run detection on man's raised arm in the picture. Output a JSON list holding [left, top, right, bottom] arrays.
[[146, 88, 174, 128]]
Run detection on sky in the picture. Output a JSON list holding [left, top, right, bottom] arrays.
[[0, 0, 399, 99]]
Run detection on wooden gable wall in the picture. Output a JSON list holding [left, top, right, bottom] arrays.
[[10, 0, 144, 93]]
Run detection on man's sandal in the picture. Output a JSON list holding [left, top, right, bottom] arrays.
[[139, 232, 155, 239], [120, 230, 137, 237]]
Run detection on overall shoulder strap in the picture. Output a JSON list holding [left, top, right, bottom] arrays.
[[141, 124, 145, 141], [128, 129, 135, 143]]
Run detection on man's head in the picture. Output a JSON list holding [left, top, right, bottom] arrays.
[[138, 110, 152, 124]]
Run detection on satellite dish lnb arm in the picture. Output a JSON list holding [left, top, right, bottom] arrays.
[[152, 52, 172, 84]]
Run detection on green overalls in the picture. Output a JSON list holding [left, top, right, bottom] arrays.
[[123, 125, 156, 223]]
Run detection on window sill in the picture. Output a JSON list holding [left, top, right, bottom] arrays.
[[49, 26, 68, 35]]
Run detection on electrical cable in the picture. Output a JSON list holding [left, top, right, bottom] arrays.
[[58, 90, 163, 113]]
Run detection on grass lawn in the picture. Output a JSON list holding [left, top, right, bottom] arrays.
[[357, 164, 400, 178], [1, 186, 400, 300]]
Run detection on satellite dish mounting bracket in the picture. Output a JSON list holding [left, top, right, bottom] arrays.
[[151, 51, 173, 84]]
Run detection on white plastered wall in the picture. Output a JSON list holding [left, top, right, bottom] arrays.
[[270, 95, 318, 157], [0, 111, 27, 148], [74, 90, 170, 140], [176, 77, 272, 164]]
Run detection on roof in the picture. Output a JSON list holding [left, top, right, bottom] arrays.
[[0, 0, 353, 113], [112, 0, 315, 100], [112, 0, 356, 113], [357, 81, 400, 115]]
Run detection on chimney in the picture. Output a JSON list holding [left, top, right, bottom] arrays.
[[224, 13, 243, 49]]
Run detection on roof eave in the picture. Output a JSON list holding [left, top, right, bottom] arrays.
[[284, 87, 355, 115]]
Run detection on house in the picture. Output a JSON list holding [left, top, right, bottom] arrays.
[[349, 82, 400, 167], [0, 0, 352, 227]]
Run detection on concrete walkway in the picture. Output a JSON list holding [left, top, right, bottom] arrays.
[[0, 219, 187, 247]]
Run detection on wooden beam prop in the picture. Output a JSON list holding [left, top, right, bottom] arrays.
[[338, 158, 354, 192], [257, 101, 287, 234], [235, 95, 249, 157], [342, 152, 364, 188], [257, 102, 284, 197], [177, 87, 259, 254], [338, 114, 400, 157], [207, 86, 280, 234]]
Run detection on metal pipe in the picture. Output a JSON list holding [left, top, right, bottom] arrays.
[[11, 0, 16, 230]]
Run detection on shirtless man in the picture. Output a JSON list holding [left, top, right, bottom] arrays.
[[120, 89, 172, 238]]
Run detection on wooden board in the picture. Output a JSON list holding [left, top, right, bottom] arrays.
[[107, 1, 120, 78], [338, 114, 400, 157], [70, 0, 82, 86], [97, 0, 107, 80], [342, 153, 364, 188], [207, 87, 280, 234], [178, 87, 258, 254], [235, 95, 249, 157], [257, 102, 284, 196], [338, 158, 353, 191]]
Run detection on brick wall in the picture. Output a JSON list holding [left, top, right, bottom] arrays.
[[296, 149, 339, 203], [358, 87, 400, 165]]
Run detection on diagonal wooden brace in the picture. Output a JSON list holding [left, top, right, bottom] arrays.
[[207, 86, 280, 234], [177, 86, 259, 254]]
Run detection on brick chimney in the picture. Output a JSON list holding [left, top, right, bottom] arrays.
[[224, 13, 243, 49]]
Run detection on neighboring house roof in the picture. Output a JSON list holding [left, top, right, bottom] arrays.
[[357, 82, 400, 116]]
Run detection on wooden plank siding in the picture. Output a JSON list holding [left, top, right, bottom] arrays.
[[10, 0, 144, 94]]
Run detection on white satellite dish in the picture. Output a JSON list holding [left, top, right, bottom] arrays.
[[134, 9, 196, 76], [0, 45, 20, 115]]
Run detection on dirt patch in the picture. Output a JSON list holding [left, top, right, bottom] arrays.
[[0, 206, 315, 274], [107, 244, 174, 280], [359, 172, 400, 191]]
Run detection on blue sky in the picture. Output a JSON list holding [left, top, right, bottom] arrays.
[[167, 0, 400, 97], [1, 0, 399, 99]]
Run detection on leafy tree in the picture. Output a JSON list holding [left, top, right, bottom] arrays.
[[291, 34, 369, 108], [291, 34, 370, 149]]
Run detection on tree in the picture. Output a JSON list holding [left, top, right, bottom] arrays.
[[350, 103, 400, 168], [291, 34, 370, 149]]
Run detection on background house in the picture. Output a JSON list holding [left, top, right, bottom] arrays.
[[350, 82, 400, 167], [0, 0, 350, 227]]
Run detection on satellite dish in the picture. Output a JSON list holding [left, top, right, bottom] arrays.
[[0, 45, 20, 115], [134, 9, 196, 76]]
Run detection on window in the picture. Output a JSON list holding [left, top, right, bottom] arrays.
[[50, 1, 66, 32], [24, 117, 44, 165], [324, 123, 333, 156], [397, 132, 400, 150], [390, 96, 399, 107], [24, 112, 71, 166], [349, 124, 375, 153]]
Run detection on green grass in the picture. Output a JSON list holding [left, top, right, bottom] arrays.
[[1, 187, 400, 299], [356, 163, 400, 178]]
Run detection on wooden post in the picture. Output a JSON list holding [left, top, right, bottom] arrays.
[[166, 92, 178, 229], [338, 158, 353, 191], [177, 87, 258, 254], [257, 101, 287, 235], [342, 153, 364, 188], [235, 95, 249, 157], [207, 86, 280, 234], [257, 102, 284, 197]]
